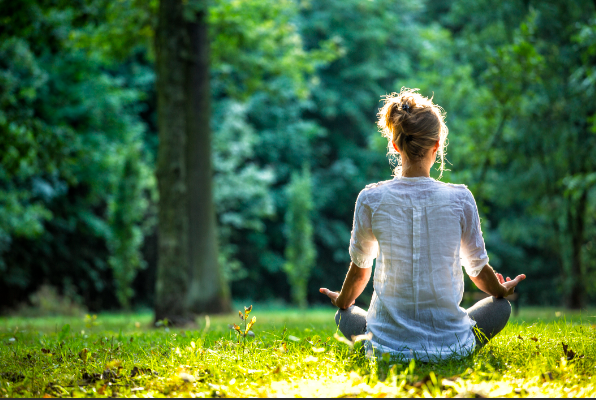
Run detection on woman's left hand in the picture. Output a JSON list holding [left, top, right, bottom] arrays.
[[319, 288, 354, 309]]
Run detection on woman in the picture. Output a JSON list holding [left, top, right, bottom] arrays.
[[320, 89, 526, 362]]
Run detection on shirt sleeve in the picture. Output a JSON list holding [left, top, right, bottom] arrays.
[[349, 190, 379, 269], [460, 188, 489, 277]]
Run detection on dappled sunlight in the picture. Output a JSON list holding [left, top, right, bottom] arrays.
[[1, 309, 596, 397]]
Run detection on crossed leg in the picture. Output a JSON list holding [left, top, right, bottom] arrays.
[[334, 306, 367, 340], [334, 297, 511, 348], [467, 296, 511, 347]]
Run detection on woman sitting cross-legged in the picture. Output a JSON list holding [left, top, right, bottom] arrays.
[[320, 88, 526, 362]]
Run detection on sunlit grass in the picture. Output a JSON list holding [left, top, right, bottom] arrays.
[[1, 305, 595, 397]]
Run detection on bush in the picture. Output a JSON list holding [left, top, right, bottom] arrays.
[[16, 284, 86, 317]]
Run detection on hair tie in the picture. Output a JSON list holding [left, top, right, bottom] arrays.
[[402, 103, 411, 113]]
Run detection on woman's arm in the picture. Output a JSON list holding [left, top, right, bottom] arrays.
[[470, 264, 526, 298], [320, 262, 372, 309]]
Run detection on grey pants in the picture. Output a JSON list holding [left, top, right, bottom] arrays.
[[335, 296, 511, 348]]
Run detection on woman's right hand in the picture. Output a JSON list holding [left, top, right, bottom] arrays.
[[319, 288, 355, 309], [496, 273, 526, 297]]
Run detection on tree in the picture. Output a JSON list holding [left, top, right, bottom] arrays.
[[154, 0, 230, 324], [283, 166, 316, 308], [442, 0, 596, 307], [0, 0, 153, 311]]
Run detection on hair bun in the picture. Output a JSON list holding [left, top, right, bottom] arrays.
[[377, 87, 449, 179]]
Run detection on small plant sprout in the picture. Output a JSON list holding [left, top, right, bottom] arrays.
[[230, 305, 256, 350]]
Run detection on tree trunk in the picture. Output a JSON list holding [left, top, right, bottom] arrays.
[[567, 189, 587, 309], [154, 0, 230, 325], [185, 10, 231, 313]]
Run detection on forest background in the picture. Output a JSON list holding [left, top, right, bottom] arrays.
[[1, 0, 596, 315]]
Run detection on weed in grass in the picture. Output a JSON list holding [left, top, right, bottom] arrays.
[[0, 307, 595, 397]]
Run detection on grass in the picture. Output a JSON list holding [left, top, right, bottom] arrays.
[[1, 304, 595, 397]]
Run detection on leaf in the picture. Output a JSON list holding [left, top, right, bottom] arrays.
[[561, 342, 583, 360], [179, 372, 195, 383], [106, 359, 122, 370], [312, 347, 326, 353], [276, 343, 287, 353], [245, 316, 257, 333], [562, 342, 575, 360], [233, 324, 242, 334], [541, 372, 553, 381], [130, 366, 153, 377], [333, 333, 353, 348], [412, 374, 431, 389], [247, 330, 255, 337], [517, 335, 524, 340], [244, 305, 252, 317], [531, 337, 538, 342], [287, 335, 300, 342], [78, 348, 89, 363], [239, 310, 244, 320]]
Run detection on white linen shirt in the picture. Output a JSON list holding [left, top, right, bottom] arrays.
[[349, 176, 489, 361]]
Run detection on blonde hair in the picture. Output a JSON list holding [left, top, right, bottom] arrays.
[[377, 88, 448, 179]]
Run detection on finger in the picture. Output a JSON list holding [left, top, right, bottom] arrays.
[[503, 274, 526, 289], [496, 273, 504, 284], [320, 288, 339, 300], [506, 277, 512, 282], [512, 274, 526, 284]]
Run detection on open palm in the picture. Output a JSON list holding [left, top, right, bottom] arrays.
[[496, 273, 526, 297]]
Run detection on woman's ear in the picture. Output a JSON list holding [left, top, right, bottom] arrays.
[[433, 140, 440, 153], [392, 141, 400, 154]]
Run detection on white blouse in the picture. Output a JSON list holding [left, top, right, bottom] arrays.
[[349, 176, 489, 361]]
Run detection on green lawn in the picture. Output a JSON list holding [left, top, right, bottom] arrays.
[[1, 304, 595, 397]]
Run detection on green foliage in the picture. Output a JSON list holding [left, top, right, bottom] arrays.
[[441, 0, 596, 306], [209, 0, 339, 100], [0, 0, 154, 309], [212, 101, 275, 282], [0, 36, 66, 272], [2, 0, 596, 309], [1, 308, 595, 397], [284, 166, 316, 308], [108, 147, 153, 308]]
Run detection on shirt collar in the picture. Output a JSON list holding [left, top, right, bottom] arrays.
[[394, 176, 435, 182]]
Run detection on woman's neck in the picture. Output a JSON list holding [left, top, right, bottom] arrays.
[[401, 160, 431, 177]]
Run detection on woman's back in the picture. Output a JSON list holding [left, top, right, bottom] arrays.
[[351, 176, 488, 360], [322, 88, 524, 362]]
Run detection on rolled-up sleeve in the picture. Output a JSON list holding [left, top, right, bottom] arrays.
[[460, 189, 489, 277], [349, 190, 379, 269]]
